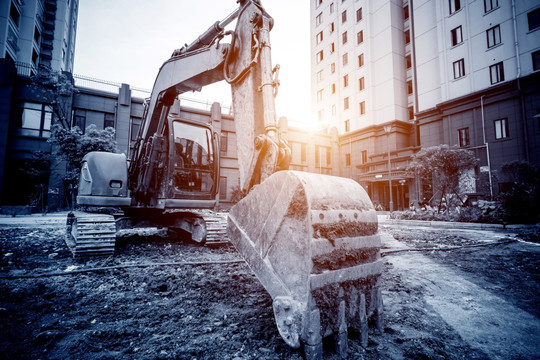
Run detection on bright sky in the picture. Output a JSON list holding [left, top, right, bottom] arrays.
[[73, 0, 311, 126]]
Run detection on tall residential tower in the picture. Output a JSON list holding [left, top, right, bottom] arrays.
[[310, 0, 540, 209], [1, 0, 79, 74]]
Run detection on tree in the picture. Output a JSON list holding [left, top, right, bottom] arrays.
[[19, 152, 51, 211], [48, 124, 118, 208], [495, 161, 540, 224], [406, 145, 478, 212], [31, 66, 76, 129]]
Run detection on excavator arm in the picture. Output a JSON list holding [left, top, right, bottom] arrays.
[[129, 0, 289, 205]]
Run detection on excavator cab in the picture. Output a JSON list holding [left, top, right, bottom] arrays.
[[168, 117, 217, 199]]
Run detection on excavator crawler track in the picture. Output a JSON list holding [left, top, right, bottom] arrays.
[[198, 210, 229, 246], [65, 213, 116, 258]]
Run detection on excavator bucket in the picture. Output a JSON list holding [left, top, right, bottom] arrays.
[[228, 170, 383, 359]]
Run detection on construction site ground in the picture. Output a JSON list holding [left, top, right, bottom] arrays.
[[0, 212, 539, 360]]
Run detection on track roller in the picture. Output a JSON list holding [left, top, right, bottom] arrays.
[[65, 212, 117, 258]]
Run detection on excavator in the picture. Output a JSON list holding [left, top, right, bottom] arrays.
[[67, 1, 383, 358]]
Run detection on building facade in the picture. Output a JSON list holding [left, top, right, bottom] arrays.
[[1, 0, 78, 74], [310, 0, 540, 209], [412, 0, 540, 200]]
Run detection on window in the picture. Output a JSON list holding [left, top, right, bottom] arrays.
[[494, 118, 509, 139], [490, 62, 505, 84], [317, 70, 323, 83], [316, 12, 323, 26], [318, 109, 324, 121], [330, 22, 335, 33], [34, 26, 41, 44], [528, 8, 540, 31], [342, 10, 347, 23], [458, 128, 470, 147], [343, 53, 348, 66], [404, 30, 410, 44], [406, 55, 412, 69], [404, 5, 409, 20], [344, 120, 350, 132], [344, 97, 349, 110], [357, 30, 364, 44], [32, 49, 38, 65], [221, 132, 228, 153], [301, 143, 307, 162], [316, 0, 323, 7], [407, 80, 413, 94], [104, 113, 115, 129], [453, 59, 465, 79], [359, 101, 365, 115], [330, 42, 335, 53], [533, 50, 540, 71], [130, 118, 141, 142], [343, 74, 349, 87], [74, 111, 86, 131], [486, 25, 501, 48], [17, 102, 52, 138], [317, 89, 323, 101], [345, 153, 351, 166], [219, 176, 227, 199], [330, 3, 334, 13], [316, 146, 331, 166], [358, 53, 364, 67], [9, 2, 20, 27], [326, 148, 331, 165], [317, 50, 324, 63], [484, 0, 498, 13], [356, 8, 363, 22], [451, 26, 463, 46], [332, 83, 336, 94], [358, 77, 365, 91], [449, 0, 461, 14], [408, 106, 414, 120], [342, 31, 348, 44], [361, 150, 367, 164], [331, 62, 336, 73], [316, 31, 324, 44]]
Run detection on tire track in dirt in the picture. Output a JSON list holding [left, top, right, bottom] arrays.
[[384, 234, 540, 360]]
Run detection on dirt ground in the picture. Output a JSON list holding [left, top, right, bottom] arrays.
[[0, 213, 539, 360]]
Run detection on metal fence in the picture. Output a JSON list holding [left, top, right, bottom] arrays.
[[13, 62, 231, 114]]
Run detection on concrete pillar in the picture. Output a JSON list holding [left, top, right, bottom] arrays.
[[211, 102, 222, 133], [116, 84, 132, 155], [330, 127, 339, 176]]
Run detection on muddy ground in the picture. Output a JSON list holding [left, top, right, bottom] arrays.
[[0, 214, 539, 360]]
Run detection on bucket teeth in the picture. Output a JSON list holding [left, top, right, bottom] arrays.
[[227, 170, 383, 358]]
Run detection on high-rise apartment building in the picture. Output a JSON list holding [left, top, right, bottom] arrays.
[[1, 0, 78, 74], [310, 0, 540, 210], [311, 0, 411, 134]]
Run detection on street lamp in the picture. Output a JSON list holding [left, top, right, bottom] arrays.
[[383, 125, 393, 212]]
